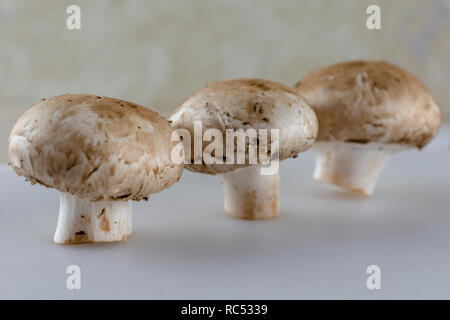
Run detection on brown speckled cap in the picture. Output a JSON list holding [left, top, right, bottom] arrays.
[[170, 78, 318, 174], [8, 94, 184, 201], [294, 60, 441, 148]]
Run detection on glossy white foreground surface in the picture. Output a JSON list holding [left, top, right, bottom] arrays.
[[0, 127, 449, 299]]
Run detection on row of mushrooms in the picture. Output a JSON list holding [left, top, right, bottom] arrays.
[[8, 60, 441, 244]]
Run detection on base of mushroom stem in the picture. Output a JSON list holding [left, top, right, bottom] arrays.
[[54, 192, 132, 244], [312, 142, 401, 196], [220, 165, 279, 220]]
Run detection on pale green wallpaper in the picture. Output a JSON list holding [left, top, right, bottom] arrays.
[[0, 0, 449, 162]]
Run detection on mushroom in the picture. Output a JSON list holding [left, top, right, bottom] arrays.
[[294, 60, 441, 195], [8, 94, 183, 244], [170, 79, 318, 219]]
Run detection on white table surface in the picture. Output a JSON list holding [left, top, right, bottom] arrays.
[[1, 127, 449, 299]]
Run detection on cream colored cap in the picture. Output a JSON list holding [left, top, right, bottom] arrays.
[[170, 78, 318, 174], [294, 60, 441, 148], [8, 94, 183, 201]]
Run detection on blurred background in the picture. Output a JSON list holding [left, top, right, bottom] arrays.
[[0, 0, 449, 163]]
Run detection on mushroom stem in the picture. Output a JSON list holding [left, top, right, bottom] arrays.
[[54, 192, 132, 244], [220, 165, 279, 220], [313, 142, 398, 196]]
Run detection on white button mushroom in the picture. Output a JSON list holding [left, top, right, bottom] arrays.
[[170, 79, 318, 220], [8, 94, 183, 244], [294, 61, 441, 195]]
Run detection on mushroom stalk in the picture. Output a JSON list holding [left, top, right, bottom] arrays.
[[313, 142, 401, 196], [220, 165, 279, 220], [54, 192, 132, 244]]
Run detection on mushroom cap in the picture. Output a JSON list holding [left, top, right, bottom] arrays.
[[170, 78, 318, 174], [8, 94, 183, 201], [294, 61, 441, 148]]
